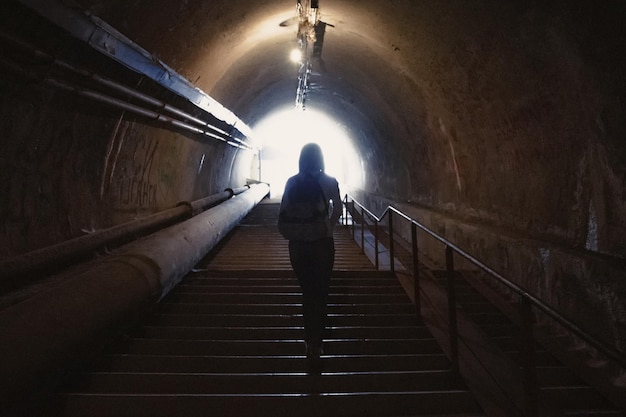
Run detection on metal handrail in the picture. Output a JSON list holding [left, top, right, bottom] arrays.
[[342, 193, 625, 414]]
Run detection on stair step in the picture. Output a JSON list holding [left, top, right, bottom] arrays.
[[184, 277, 399, 287], [95, 353, 451, 373], [70, 369, 458, 394], [165, 292, 411, 304], [157, 302, 416, 315], [131, 325, 431, 340], [109, 338, 442, 356], [177, 284, 406, 294], [150, 313, 422, 327], [60, 391, 483, 417]]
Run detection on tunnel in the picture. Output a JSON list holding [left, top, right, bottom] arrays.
[[1, 0, 625, 415]]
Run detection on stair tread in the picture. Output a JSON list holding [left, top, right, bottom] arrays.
[[68, 369, 458, 394], [96, 353, 452, 373], [60, 391, 483, 417]]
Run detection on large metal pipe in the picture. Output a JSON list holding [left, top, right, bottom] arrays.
[[0, 188, 240, 290], [187, 186, 250, 216], [0, 183, 269, 411]]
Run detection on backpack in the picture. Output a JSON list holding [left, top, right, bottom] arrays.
[[278, 173, 330, 241]]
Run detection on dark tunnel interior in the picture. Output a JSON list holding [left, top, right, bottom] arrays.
[[0, 0, 625, 411]]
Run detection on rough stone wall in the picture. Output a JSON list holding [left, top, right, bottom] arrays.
[[0, 86, 109, 257], [391, 1, 626, 260], [0, 79, 233, 259], [399, 202, 626, 353], [0, 2, 258, 261]]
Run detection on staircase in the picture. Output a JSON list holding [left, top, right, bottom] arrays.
[[430, 269, 625, 416], [46, 202, 485, 416]]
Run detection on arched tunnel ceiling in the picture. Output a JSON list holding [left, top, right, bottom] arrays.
[[77, 1, 468, 191], [83, 0, 434, 173]]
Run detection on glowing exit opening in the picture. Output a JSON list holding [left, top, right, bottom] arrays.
[[252, 107, 363, 198]]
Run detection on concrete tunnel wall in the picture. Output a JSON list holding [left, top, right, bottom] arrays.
[[1, 0, 625, 351]]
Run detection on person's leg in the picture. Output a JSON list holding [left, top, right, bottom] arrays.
[[307, 238, 334, 350], [289, 241, 317, 350], [289, 239, 335, 355]]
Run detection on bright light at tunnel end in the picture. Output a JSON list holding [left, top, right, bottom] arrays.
[[289, 49, 303, 63], [252, 107, 363, 199]]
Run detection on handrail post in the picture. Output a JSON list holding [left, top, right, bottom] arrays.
[[374, 221, 380, 270], [411, 223, 420, 315], [360, 207, 365, 254], [351, 201, 356, 238], [388, 211, 395, 274], [446, 245, 460, 378], [520, 296, 538, 417]]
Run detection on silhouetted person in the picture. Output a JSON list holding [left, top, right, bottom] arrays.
[[278, 143, 342, 363]]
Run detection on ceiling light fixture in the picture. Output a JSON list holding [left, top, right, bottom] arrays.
[[293, 0, 321, 111]]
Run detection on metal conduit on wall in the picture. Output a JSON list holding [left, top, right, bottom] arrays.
[[0, 183, 269, 411], [0, 52, 252, 150], [0, 30, 223, 138], [16, 0, 254, 142]]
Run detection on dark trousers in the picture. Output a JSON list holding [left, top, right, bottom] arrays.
[[289, 237, 335, 347]]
